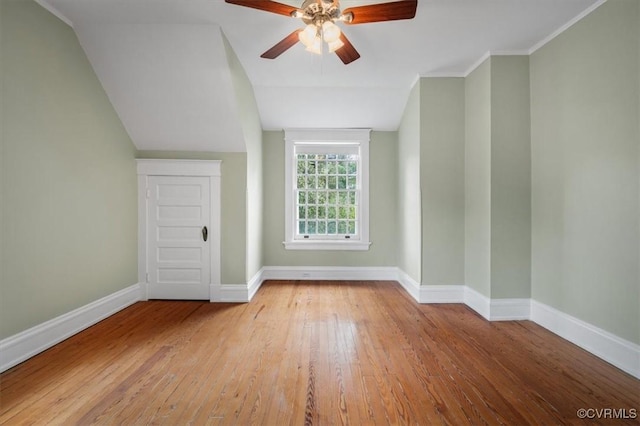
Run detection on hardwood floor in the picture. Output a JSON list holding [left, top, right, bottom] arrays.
[[1, 280, 638, 425]]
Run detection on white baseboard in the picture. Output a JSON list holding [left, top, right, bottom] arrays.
[[489, 298, 531, 321], [213, 269, 267, 303], [396, 269, 421, 302], [531, 300, 640, 379], [209, 283, 221, 302], [417, 284, 529, 321], [262, 266, 398, 281], [0, 284, 141, 373], [397, 271, 466, 304], [218, 285, 252, 302], [463, 286, 491, 320], [422, 285, 465, 303], [248, 268, 265, 300]]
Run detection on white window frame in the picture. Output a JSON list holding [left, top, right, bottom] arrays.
[[284, 129, 371, 251]]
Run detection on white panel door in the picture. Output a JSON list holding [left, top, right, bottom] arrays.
[[147, 176, 210, 300]]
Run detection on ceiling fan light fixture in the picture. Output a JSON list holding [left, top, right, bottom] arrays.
[[327, 38, 344, 53], [322, 21, 341, 43], [299, 23, 318, 47], [305, 36, 323, 55]]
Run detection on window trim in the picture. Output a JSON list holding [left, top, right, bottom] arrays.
[[284, 129, 371, 251]]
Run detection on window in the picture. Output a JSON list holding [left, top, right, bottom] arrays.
[[284, 129, 371, 250]]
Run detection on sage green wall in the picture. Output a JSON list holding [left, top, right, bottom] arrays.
[[489, 56, 531, 299], [1, 0, 138, 339], [136, 151, 247, 284], [262, 130, 397, 267], [397, 81, 422, 282], [464, 60, 492, 297], [530, 0, 639, 343], [420, 78, 465, 286], [222, 33, 263, 281], [464, 56, 531, 299]]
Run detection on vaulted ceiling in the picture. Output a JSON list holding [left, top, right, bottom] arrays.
[[37, 0, 602, 152]]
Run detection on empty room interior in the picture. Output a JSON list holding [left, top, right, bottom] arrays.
[[1, 0, 639, 424]]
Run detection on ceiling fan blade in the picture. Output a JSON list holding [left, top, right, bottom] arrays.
[[342, 0, 417, 24], [261, 29, 303, 59], [224, 0, 299, 17], [335, 33, 360, 65]]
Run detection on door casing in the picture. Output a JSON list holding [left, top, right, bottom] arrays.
[[137, 159, 221, 302]]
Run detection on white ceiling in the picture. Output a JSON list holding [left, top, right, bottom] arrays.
[[38, 0, 603, 151]]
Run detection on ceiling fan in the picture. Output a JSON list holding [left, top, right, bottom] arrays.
[[224, 0, 418, 64]]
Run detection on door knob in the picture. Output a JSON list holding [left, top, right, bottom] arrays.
[[202, 226, 208, 242]]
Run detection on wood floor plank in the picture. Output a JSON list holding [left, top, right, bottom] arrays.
[[1, 280, 638, 425]]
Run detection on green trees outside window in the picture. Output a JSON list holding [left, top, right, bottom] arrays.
[[295, 153, 359, 237]]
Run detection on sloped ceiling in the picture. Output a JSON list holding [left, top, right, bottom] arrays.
[[74, 23, 247, 152], [37, 0, 603, 152]]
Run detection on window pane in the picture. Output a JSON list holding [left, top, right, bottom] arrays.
[[308, 206, 316, 219], [349, 191, 357, 205], [318, 206, 326, 219], [317, 191, 327, 205], [347, 161, 357, 174], [349, 206, 356, 219], [328, 206, 336, 219], [338, 161, 347, 174], [328, 191, 337, 204], [327, 161, 336, 174], [298, 221, 306, 234], [347, 176, 356, 189], [297, 176, 305, 189], [308, 160, 316, 174], [317, 161, 327, 174], [308, 221, 317, 234], [298, 191, 306, 205], [338, 221, 347, 234], [318, 221, 327, 234], [306, 175, 316, 188], [317, 176, 327, 189], [338, 191, 348, 205], [297, 160, 306, 174], [298, 206, 306, 219], [327, 221, 337, 234], [348, 221, 356, 234], [338, 176, 346, 189], [308, 192, 316, 204], [328, 176, 336, 189], [338, 206, 348, 219]]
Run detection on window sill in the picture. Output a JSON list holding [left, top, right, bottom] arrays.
[[283, 241, 372, 251]]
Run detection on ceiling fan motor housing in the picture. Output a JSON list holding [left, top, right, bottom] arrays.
[[296, 0, 351, 26]]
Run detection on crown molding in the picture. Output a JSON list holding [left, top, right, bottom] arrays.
[[35, 0, 73, 27], [420, 72, 467, 79], [419, 0, 608, 80], [529, 0, 608, 54]]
